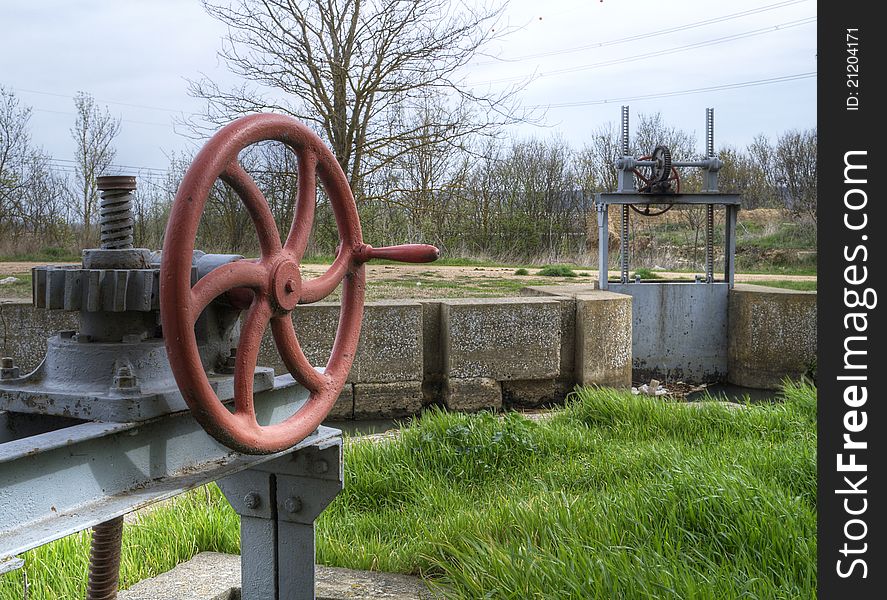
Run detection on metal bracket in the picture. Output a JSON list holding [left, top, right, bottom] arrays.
[[0, 376, 333, 565], [218, 441, 344, 600]]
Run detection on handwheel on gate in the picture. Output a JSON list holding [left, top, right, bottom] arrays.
[[160, 113, 439, 454], [631, 145, 680, 217]]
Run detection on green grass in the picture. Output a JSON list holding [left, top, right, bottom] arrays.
[[514, 268, 529, 276], [0, 248, 80, 262], [2, 382, 816, 599], [740, 223, 815, 250], [536, 265, 578, 278], [0, 272, 32, 299], [631, 268, 661, 280], [747, 280, 817, 291]]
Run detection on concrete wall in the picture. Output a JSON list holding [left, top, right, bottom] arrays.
[[608, 282, 730, 383], [521, 285, 632, 390], [1, 293, 632, 420], [0, 301, 77, 372], [575, 293, 633, 388], [727, 284, 816, 389], [2, 281, 816, 416]]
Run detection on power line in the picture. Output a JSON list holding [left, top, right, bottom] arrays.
[[532, 71, 816, 108], [13, 86, 191, 115], [476, 0, 810, 65], [31, 106, 176, 129], [472, 16, 815, 87], [46, 157, 168, 174]]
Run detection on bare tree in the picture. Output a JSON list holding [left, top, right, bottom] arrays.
[[70, 92, 121, 247], [0, 87, 69, 252], [774, 129, 817, 223], [749, 129, 817, 222], [0, 87, 33, 240], [188, 0, 528, 199], [575, 121, 620, 195]]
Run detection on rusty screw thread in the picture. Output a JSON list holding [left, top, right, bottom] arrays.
[[86, 516, 124, 600], [97, 176, 137, 250]]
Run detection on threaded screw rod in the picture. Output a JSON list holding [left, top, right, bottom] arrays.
[[621, 105, 630, 156], [705, 204, 715, 282], [621, 205, 630, 283], [86, 516, 124, 600], [97, 176, 137, 250], [706, 108, 715, 158]]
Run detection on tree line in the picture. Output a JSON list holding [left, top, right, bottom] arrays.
[[0, 83, 815, 262], [1, 0, 816, 262]]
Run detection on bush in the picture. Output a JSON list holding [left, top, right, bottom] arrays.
[[513, 268, 529, 275], [536, 265, 577, 277], [632, 268, 660, 280]]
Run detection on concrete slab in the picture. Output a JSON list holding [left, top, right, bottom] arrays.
[[520, 283, 600, 297], [258, 301, 423, 384], [574, 291, 633, 388], [727, 284, 816, 389], [119, 552, 433, 600], [441, 297, 560, 381], [443, 377, 502, 412], [0, 302, 77, 372], [501, 378, 572, 408], [353, 381, 423, 419]]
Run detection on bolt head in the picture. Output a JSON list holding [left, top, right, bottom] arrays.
[[244, 492, 261, 510], [113, 366, 138, 389], [0, 357, 19, 380], [284, 496, 302, 514]]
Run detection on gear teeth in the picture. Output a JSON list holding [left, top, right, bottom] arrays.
[[64, 269, 83, 311], [31, 266, 161, 313]]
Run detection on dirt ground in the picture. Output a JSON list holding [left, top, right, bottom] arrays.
[[0, 261, 816, 303]]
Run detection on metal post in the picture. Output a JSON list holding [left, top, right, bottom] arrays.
[[596, 200, 609, 290], [218, 441, 343, 600], [724, 204, 738, 288]]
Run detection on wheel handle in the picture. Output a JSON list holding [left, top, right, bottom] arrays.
[[160, 113, 438, 454], [630, 154, 680, 216]]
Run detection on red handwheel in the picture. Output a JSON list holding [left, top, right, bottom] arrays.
[[160, 114, 438, 454]]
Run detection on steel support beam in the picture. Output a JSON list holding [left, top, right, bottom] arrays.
[[596, 201, 609, 290], [218, 442, 343, 600], [597, 193, 740, 206], [0, 376, 339, 568]]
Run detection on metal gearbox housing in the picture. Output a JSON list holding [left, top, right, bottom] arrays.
[[2, 251, 269, 422]]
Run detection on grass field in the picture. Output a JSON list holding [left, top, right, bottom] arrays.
[[1, 382, 816, 599], [747, 279, 817, 291]]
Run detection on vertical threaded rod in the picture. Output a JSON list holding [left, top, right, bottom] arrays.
[[706, 108, 715, 158], [621, 105, 630, 156], [621, 205, 630, 283], [705, 204, 715, 282], [86, 516, 124, 600], [97, 176, 137, 250]]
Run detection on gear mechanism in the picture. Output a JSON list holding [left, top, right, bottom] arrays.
[[631, 145, 681, 216]]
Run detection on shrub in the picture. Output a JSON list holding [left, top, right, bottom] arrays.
[[632, 268, 660, 280], [536, 265, 577, 277]]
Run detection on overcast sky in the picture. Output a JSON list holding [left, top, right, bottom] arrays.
[[0, 0, 816, 180]]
